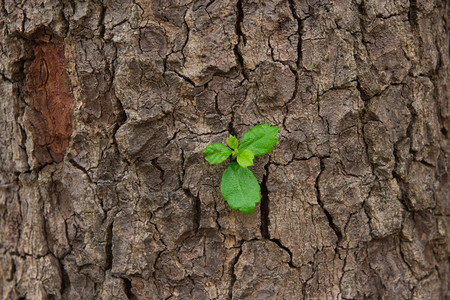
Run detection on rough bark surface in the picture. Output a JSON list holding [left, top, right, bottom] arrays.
[[0, 0, 449, 299]]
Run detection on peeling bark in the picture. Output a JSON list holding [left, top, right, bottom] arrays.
[[0, 0, 449, 299]]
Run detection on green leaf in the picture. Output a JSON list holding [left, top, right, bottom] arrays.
[[203, 143, 232, 164], [227, 135, 238, 150], [239, 123, 279, 156], [220, 162, 260, 214], [236, 149, 254, 168]]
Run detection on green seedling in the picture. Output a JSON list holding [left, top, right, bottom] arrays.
[[203, 124, 279, 214]]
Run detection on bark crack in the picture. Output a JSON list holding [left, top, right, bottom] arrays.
[[315, 158, 343, 244], [270, 238, 296, 268], [287, 0, 302, 69], [122, 277, 136, 300], [98, 3, 106, 38], [227, 110, 237, 136], [228, 247, 242, 300], [408, 0, 419, 30], [69, 159, 93, 183], [151, 158, 165, 184], [234, 0, 248, 81], [105, 221, 113, 270], [183, 188, 201, 233], [260, 162, 270, 239]]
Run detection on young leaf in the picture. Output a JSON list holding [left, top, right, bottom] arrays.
[[227, 135, 238, 150], [236, 149, 254, 168], [220, 162, 260, 214], [239, 123, 279, 156], [203, 143, 232, 164]]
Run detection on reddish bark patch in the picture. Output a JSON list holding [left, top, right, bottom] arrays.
[[26, 43, 73, 165]]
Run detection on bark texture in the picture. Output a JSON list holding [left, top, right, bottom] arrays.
[[0, 0, 449, 299]]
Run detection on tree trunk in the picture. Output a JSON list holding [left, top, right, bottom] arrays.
[[0, 0, 449, 299]]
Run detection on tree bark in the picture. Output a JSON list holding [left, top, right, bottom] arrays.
[[0, 0, 449, 299]]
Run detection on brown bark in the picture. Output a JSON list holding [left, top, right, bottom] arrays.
[[0, 0, 449, 299]]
